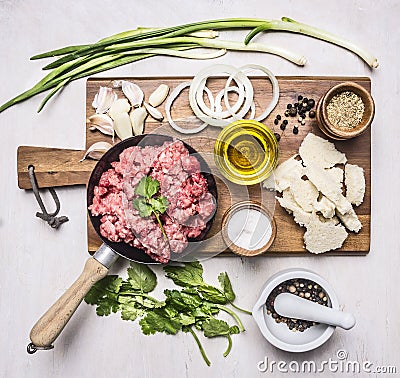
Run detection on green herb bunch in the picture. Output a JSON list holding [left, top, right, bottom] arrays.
[[84, 261, 251, 366]]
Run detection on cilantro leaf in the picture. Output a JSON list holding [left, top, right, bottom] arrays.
[[149, 196, 168, 214], [132, 198, 153, 217], [119, 299, 145, 321], [202, 318, 231, 338], [139, 308, 181, 335], [197, 285, 228, 304], [164, 289, 203, 311], [127, 262, 157, 293], [163, 262, 204, 287], [84, 275, 123, 316], [135, 176, 160, 198], [218, 272, 236, 302]]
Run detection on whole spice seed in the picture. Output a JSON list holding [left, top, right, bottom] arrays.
[[289, 108, 297, 117], [280, 123, 286, 131], [309, 110, 316, 118], [293, 126, 299, 134], [274, 132, 281, 142], [274, 118, 279, 125], [326, 91, 365, 130], [266, 278, 329, 332], [276, 114, 282, 120]]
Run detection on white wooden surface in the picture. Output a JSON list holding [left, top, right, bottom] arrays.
[[0, 1, 399, 377]]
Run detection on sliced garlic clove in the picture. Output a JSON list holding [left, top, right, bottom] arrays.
[[108, 98, 131, 119], [148, 84, 170, 107], [122, 80, 144, 107], [87, 114, 114, 136], [143, 102, 163, 121], [113, 113, 133, 140], [92, 87, 117, 114], [130, 107, 147, 135], [80, 141, 112, 162]]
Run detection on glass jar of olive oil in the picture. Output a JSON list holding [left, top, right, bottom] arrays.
[[214, 120, 278, 185]]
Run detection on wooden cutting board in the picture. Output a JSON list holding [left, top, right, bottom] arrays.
[[17, 75, 371, 255]]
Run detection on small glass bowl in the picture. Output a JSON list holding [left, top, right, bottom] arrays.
[[214, 120, 279, 185]]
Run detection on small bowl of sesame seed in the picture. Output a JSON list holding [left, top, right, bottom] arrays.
[[252, 268, 340, 352], [317, 82, 375, 139]]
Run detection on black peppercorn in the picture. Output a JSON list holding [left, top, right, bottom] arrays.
[[274, 132, 281, 141], [287, 104, 292, 109], [293, 126, 299, 134], [280, 123, 286, 131], [302, 97, 308, 103], [276, 114, 281, 120], [298, 95, 303, 101], [289, 108, 297, 117], [293, 102, 298, 108], [308, 99, 315, 107], [274, 118, 279, 125], [309, 110, 316, 118], [284, 110, 289, 117], [306, 105, 312, 111], [283, 119, 288, 125]]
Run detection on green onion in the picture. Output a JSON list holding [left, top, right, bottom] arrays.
[[0, 17, 378, 114]]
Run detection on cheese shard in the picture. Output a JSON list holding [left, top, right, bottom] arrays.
[[289, 178, 319, 213], [345, 164, 365, 206], [299, 133, 347, 168], [305, 162, 352, 215], [304, 217, 348, 254], [277, 190, 312, 227], [327, 167, 344, 190], [337, 208, 362, 233], [314, 195, 336, 218], [263, 155, 303, 192]]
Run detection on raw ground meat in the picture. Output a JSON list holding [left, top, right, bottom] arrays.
[[89, 140, 216, 263]]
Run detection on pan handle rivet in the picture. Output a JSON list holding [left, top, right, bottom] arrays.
[[27, 342, 54, 354]]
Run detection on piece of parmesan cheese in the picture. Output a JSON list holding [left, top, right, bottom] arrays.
[[263, 155, 303, 192], [305, 162, 352, 215], [327, 167, 344, 190], [336, 208, 362, 233], [314, 196, 336, 218], [277, 190, 312, 227], [299, 133, 347, 168], [304, 217, 348, 254], [345, 164, 365, 206], [289, 178, 319, 213]]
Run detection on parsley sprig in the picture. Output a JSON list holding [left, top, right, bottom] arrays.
[[132, 176, 169, 239], [84, 261, 251, 366]]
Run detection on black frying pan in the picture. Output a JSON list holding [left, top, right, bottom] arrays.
[[27, 134, 217, 353]]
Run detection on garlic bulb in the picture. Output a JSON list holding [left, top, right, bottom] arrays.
[[130, 107, 147, 135], [148, 84, 170, 107], [122, 81, 144, 108], [80, 142, 112, 162], [92, 87, 117, 114], [144, 102, 164, 121], [87, 114, 114, 136]]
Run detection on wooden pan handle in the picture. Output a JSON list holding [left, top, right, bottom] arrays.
[[29, 257, 108, 349], [17, 146, 96, 189]]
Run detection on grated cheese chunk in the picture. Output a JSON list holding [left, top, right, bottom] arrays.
[[345, 164, 365, 206], [299, 133, 347, 168]]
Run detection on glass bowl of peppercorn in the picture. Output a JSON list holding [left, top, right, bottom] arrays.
[[252, 268, 340, 352], [317, 81, 375, 139]]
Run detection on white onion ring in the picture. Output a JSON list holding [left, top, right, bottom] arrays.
[[189, 64, 254, 127], [165, 82, 212, 134], [224, 64, 279, 122], [215, 86, 256, 119], [196, 80, 245, 119]]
